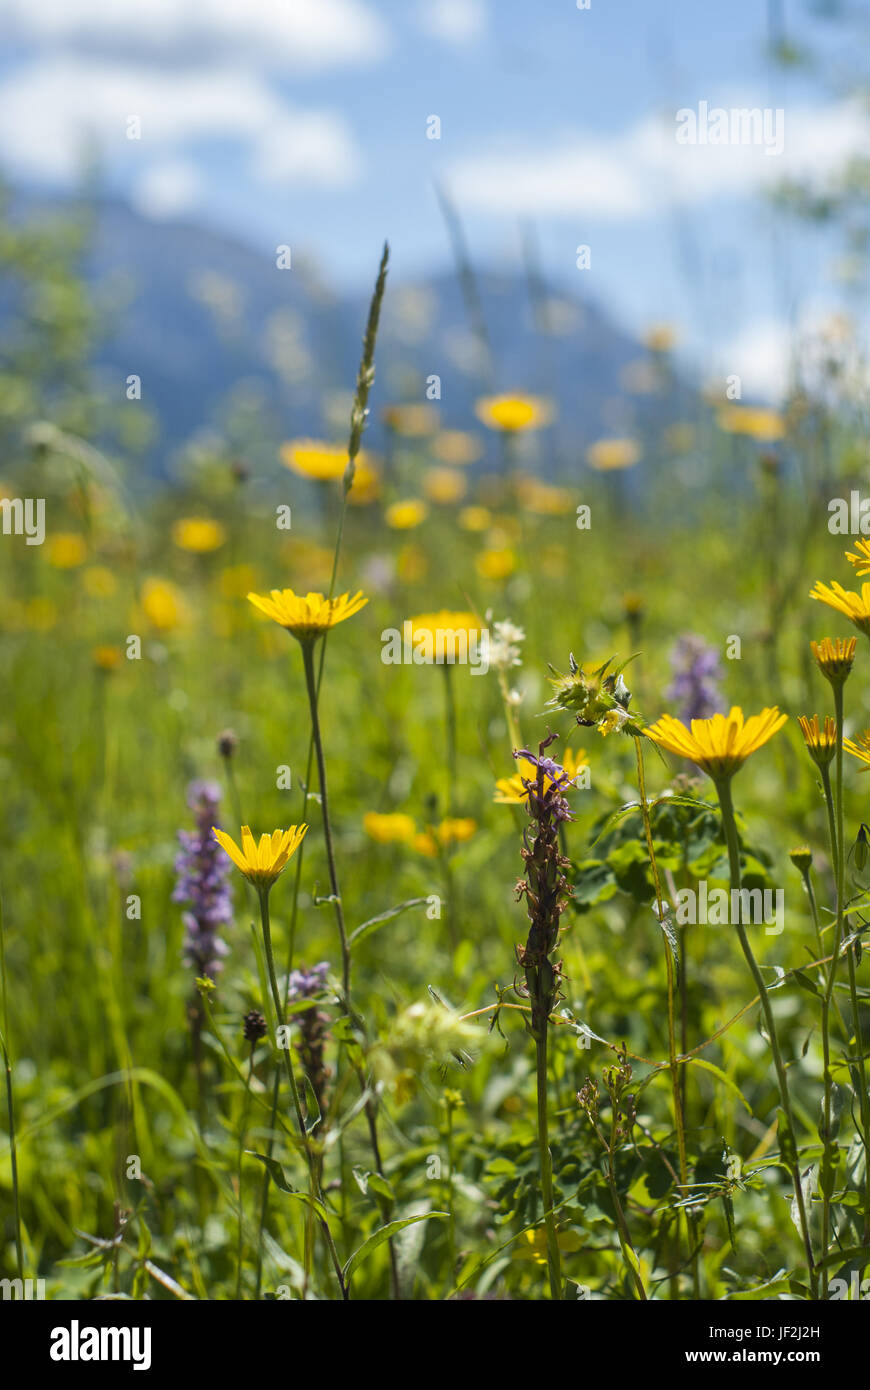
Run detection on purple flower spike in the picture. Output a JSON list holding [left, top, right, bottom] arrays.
[[174, 780, 232, 979]]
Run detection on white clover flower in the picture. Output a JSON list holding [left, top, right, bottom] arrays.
[[490, 618, 526, 671]]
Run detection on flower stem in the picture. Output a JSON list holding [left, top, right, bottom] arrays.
[[0, 879, 23, 1281], [715, 776, 818, 1299], [534, 1019, 562, 1299]]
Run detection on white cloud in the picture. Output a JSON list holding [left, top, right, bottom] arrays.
[[0, 0, 389, 70], [132, 160, 202, 219], [447, 99, 870, 219], [419, 0, 488, 44], [0, 57, 360, 190]]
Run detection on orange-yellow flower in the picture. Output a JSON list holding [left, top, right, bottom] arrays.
[[474, 394, 553, 433], [172, 516, 226, 553], [586, 438, 641, 471], [385, 498, 428, 530], [810, 582, 870, 638], [645, 706, 788, 781], [363, 812, 417, 845], [213, 824, 308, 890], [281, 440, 348, 481], [248, 588, 367, 640]]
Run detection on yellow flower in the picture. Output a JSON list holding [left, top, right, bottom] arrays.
[[281, 439, 348, 481], [476, 547, 516, 580], [474, 394, 553, 433], [47, 533, 87, 568], [407, 611, 481, 663], [458, 505, 492, 532], [172, 516, 226, 553], [494, 750, 587, 804], [213, 824, 308, 890], [431, 430, 482, 466], [381, 403, 438, 437], [645, 706, 788, 781], [141, 578, 185, 632], [810, 635, 857, 684], [716, 405, 785, 441], [643, 323, 678, 352], [515, 478, 574, 515], [586, 438, 641, 471], [423, 467, 467, 505], [797, 714, 837, 767], [363, 811, 417, 844], [810, 581, 870, 638], [845, 538, 870, 577], [385, 498, 428, 530], [247, 588, 367, 640], [347, 454, 381, 505], [82, 565, 117, 598], [92, 644, 123, 672], [413, 819, 477, 854], [844, 731, 870, 771]]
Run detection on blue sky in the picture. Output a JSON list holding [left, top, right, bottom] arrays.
[[0, 0, 865, 399]]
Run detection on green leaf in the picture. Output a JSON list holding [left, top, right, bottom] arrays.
[[247, 1152, 328, 1222], [349, 897, 429, 948], [688, 1058, 753, 1114], [343, 1212, 447, 1284]]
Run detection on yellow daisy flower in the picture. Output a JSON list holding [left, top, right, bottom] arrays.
[[172, 516, 226, 553], [407, 610, 481, 663], [431, 430, 483, 466], [645, 706, 788, 781], [586, 438, 641, 472], [844, 731, 870, 771], [797, 714, 837, 767], [845, 538, 870, 577], [423, 467, 467, 505], [281, 440, 348, 481], [213, 824, 308, 890], [385, 498, 428, 530], [141, 578, 186, 632], [810, 636, 857, 684], [458, 505, 492, 532], [474, 394, 553, 433], [494, 750, 587, 804], [810, 581, 870, 638], [715, 405, 785, 441], [47, 533, 87, 568], [247, 588, 368, 640], [363, 811, 417, 845]]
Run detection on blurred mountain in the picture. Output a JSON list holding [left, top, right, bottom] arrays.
[[10, 193, 691, 478]]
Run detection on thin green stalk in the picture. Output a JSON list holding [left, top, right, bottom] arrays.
[[715, 776, 818, 1298], [535, 1022, 562, 1300], [257, 886, 347, 1300], [0, 881, 23, 1280], [442, 662, 459, 948], [634, 736, 693, 1292], [833, 685, 870, 1247]]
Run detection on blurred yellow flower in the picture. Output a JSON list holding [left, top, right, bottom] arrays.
[[363, 811, 417, 844], [413, 818, 477, 855], [172, 516, 227, 553], [474, 394, 553, 433], [643, 323, 678, 352], [213, 824, 308, 890], [423, 467, 467, 505], [220, 563, 258, 599], [458, 506, 492, 532], [397, 543, 428, 583], [381, 403, 438, 437], [716, 405, 785, 442], [281, 439, 348, 481], [347, 454, 382, 505], [431, 430, 483, 466], [248, 588, 368, 640], [82, 566, 117, 598], [408, 611, 481, 663], [385, 498, 428, 529], [92, 644, 123, 672], [587, 438, 641, 471], [47, 533, 87, 568], [494, 749, 587, 805], [515, 478, 573, 515], [24, 597, 57, 630], [476, 547, 517, 580], [142, 578, 185, 632]]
